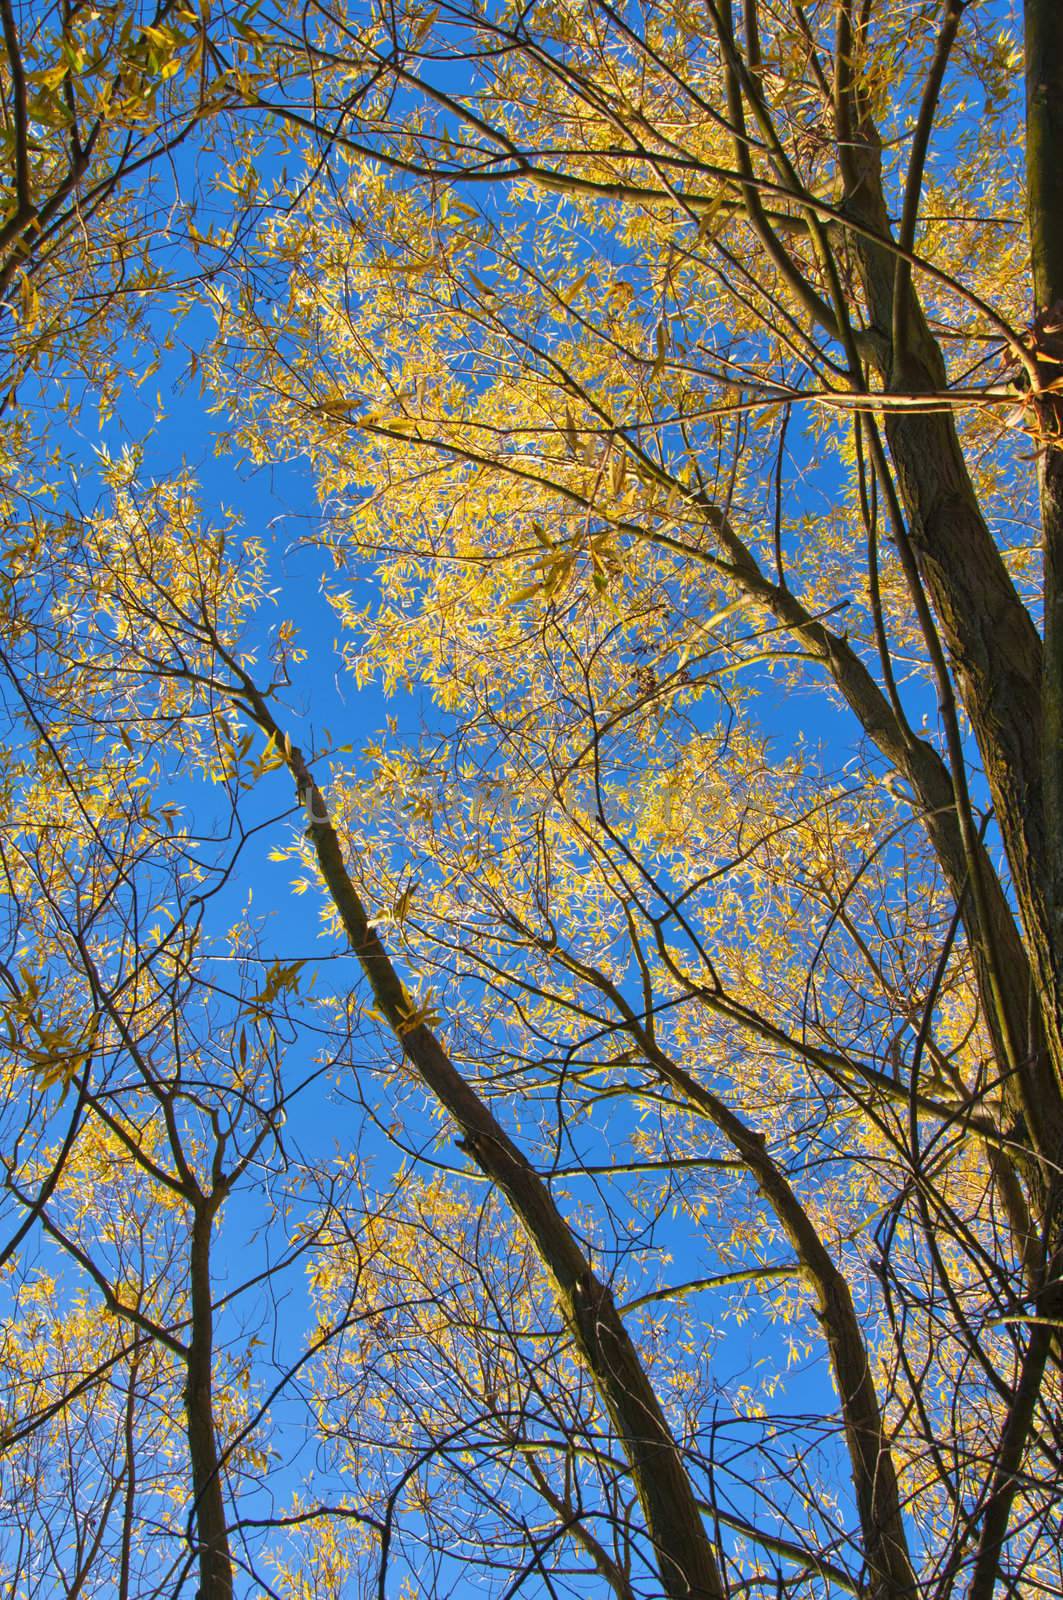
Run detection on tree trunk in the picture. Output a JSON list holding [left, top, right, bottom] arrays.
[[186, 1204, 233, 1600], [1028, 0, 1063, 1153]]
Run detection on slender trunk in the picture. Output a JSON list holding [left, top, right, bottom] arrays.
[[667, 1063, 917, 1600], [567, 965, 917, 1600], [186, 1204, 233, 1600], [118, 1350, 140, 1600], [706, 512, 1047, 1187]]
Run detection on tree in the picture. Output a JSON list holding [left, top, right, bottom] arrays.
[[4, 0, 1063, 1596], [0, 477, 370, 1596]]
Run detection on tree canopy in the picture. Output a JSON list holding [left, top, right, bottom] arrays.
[[2, 1, 1063, 1596]]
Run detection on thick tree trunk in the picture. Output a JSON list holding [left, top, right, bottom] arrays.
[[1025, 0, 1063, 317], [879, 392, 1063, 1147], [834, 23, 1063, 1182], [1028, 0, 1063, 1155]]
